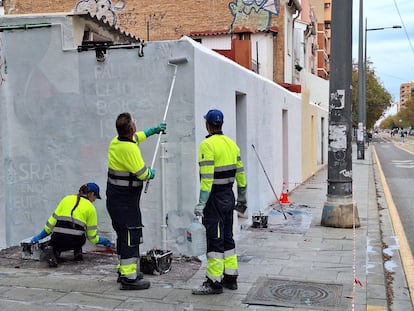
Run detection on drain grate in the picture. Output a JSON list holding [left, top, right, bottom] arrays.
[[244, 278, 343, 309]]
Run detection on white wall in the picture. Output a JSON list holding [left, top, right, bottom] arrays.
[[191, 39, 301, 218], [200, 35, 231, 50], [301, 70, 329, 110], [0, 15, 303, 255], [251, 33, 274, 81]]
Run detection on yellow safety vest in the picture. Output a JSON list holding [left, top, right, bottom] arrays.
[[198, 133, 246, 193], [45, 195, 99, 244], [107, 131, 151, 187]]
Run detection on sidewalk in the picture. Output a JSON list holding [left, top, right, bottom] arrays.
[[0, 144, 412, 311]]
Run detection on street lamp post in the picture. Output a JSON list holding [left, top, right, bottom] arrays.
[[321, 0, 358, 228], [357, 0, 364, 160], [358, 17, 401, 160]]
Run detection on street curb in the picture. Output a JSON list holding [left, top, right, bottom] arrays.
[[372, 145, 414, 310]]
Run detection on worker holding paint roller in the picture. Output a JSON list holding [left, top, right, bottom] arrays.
[[106, 112, 165, 290], [192, 109, 247, 295]]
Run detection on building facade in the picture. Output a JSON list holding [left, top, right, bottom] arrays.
[[0, 2, 332, 248], [311, 0, 331, 80], [0, 13, 330, 250], [400, 81, 414, 108], [2, 0, 330, 84]]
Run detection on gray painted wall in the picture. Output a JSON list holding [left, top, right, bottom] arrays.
[[0, 14, 314, 255]]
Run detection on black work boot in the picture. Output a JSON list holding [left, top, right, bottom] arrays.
[[117, 271, 144, 283], [44, 246, 58, 268], [222, 274, 238, 290], [119, 276, 150, 290], [73, 248, 83, 261], [192, 279, 223, 295]]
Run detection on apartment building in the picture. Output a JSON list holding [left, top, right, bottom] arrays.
[[400, 81, 414, 107], [311, 0, 331, 80]]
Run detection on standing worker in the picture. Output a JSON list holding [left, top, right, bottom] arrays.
[[106, 112, 166, 290], [192, 109, 247, 295], [31, 182, 113, 268]]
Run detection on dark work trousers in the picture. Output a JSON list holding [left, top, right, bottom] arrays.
[[106, 183, 143, 261], [202, 187, 236, 258], [50, 230, 86, 253]]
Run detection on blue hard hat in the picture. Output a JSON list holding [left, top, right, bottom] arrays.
[[86, 182, 101, 199], [204, 109, 223, 126]]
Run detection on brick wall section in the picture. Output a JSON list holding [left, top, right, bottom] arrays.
[[273, 34, 285, 83], [273, 6, 285, 83], [4, 0, 286, 42], [4, 0, 288, 83], [4, 0, 74, 15]]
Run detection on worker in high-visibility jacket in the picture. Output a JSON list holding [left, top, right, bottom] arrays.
[[192, 109, 247, 295], [106, 112, 165, 290], [31, 182, 113, 268]]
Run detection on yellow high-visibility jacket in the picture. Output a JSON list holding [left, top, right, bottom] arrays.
[[44, 195, 99, 244], [107, 132, 152, 187], [198, 133, 246, 192]]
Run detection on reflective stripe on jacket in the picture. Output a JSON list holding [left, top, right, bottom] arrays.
[[107, 131, 151, 187], [198, 133, 246, 193], [44, 195, 99, 245]]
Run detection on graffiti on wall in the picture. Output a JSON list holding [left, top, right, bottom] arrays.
[[72, 0, 281, 38], [229, 0, 279, 31], [74, 0, 119, 26]]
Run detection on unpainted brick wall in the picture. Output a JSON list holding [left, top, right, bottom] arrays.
[[3, 0, 287, 83], [4, 0, 286, 42]]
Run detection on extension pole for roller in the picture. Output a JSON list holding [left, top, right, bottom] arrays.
[[144, 57, 187, 193], [251, 144, 287, 219]]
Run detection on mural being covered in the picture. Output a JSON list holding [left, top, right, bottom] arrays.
[[72, 0, 280, 33], [229, 0, 279, 31]]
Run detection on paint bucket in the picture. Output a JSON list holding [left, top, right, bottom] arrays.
[[252, 213, 268, 228]]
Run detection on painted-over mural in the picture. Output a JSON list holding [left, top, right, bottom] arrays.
[[74, 0, 121, 26], [229, 0, 279, 31], [73, 0, 280, 34]]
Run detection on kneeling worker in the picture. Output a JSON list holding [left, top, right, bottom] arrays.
[[31, 182, 113, 267]]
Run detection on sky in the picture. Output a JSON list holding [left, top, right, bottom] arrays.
[[351, 0, 414, 104]]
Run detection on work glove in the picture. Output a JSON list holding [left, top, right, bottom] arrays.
[[235, 187, 248, 214], [31, 229, 49, 243], [194, 190, 210, 217], [98, 236, 114, 247], [144, 123, 167, 137], [147, 168, 155, 180]]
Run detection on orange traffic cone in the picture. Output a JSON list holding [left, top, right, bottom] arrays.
[[279, 182, 291, 204]]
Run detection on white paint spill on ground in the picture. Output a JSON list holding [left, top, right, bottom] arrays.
[[384, 260, 398, 272], [383, 236, 400, 272]]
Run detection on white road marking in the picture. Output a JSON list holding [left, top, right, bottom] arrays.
[[395, 165, 414, 168]]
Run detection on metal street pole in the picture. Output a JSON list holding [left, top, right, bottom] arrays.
[[363, 21, 402, 139], [321, 0, 359, 228], [357, 0, 365, 160]]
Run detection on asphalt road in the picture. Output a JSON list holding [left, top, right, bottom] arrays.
[[373, 135, 414, 254]]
